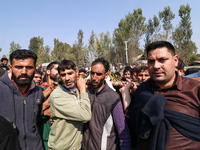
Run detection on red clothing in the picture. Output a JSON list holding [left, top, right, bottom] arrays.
[[149, 73, 200, 150]]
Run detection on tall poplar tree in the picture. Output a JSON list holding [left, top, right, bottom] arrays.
[[173, 4, 197, 65]]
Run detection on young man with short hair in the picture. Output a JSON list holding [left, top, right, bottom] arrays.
[[33, 69, 42, 86], [128, 41, 200, 150], [0, 50, 44, 150], [82, 58, 131, 150]]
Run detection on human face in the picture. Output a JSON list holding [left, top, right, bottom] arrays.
[[137, 70, 150, 82], [59, 68, 77, 89], [147, 47, 178, 88], [50, 64, 59, 81], [132, 72, 137, 81], [78, 72, 85, 77], [9, 58, 36, 87], [123, 71, 132, 79], [33, 73, 42, 86], [2, 60, 8, 66], [90, 63, 108, 92]]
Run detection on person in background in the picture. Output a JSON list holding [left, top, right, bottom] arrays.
[[0, 49, 44, 150], [136, 66, 150, 83], [82, 58, 132, 150], [176, 58, 185, 76], [0, 65, 5, 77], [78, 68, 86, 76], [132, 67, 138, 82], [48, 60, 91, 150], [33, 69, 42, 86], [123, 66, 133, 79], [0, 57, 9, 71], [37, 61, 60, 150]]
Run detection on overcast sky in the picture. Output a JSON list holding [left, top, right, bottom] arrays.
[[0, 0, 199, 58]]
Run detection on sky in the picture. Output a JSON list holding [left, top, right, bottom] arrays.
[[0, 0, 199, 58]]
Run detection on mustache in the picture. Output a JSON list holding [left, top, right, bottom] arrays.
[[17, 74, 31, 80]]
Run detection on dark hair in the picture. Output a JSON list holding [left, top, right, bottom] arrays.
[[176, 58, 185, 70], [137, 66, 148, 75], [58, 60, 76, 73], [185, 68, 200, 76], [123, 66, 133, 76], [145, 41, 175, 56], [10, 49, 37, 65], [79, 68, 86, 73], [91, 58, 110, 72], [46, 61, 60, 71], [1, 58, 8, 62], [132, 67, 138, 74], [35, 69, 42, 76]]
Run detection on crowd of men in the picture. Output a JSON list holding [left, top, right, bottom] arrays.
[[0, 40, 200, 150]]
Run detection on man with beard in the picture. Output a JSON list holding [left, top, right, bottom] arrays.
[[0, 57, 9, 71], [82, 58, 132, 150], [38, 61, 60, 150], [48, 60, 91, 150], [0, 49, 44, 150]]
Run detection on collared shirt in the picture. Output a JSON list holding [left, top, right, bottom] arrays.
[[150, 72, 200, 150]]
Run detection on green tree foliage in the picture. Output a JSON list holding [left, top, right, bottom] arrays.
[[9, 41, 22, 55], [113, 8, 145, 63], [72, 29, 89, 67], [173, 4, 197, 65], [51, 38, 73, 62], [144, 15, 160, 48], [37, 45, 51, 64], [159, 6, 175, 41], [88, 30, 95, 62], [29, 36, 44, 56]]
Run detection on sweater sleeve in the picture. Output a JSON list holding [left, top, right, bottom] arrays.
[[50, 89, 91, 123], [112, 101, 132, 150]]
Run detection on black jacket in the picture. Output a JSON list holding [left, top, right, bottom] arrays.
[[129, 81, 200, 150]]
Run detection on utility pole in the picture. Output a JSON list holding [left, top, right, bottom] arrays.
[[124, 41, 128, 64]]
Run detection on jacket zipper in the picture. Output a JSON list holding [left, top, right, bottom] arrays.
[[87, 92, 96, 150], [23, 97, 27, 150]]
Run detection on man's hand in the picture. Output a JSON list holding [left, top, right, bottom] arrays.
[[76, 77, 86, 93]]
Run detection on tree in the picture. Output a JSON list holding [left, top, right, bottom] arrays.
[[159, 6, 175, 41], [113, 8, 146, 63], [37, 45, 51, 64], [51, 38, 73, 62], [9, 41, 22, 55], [88, 30, 95, 62], [144, 15, 160, 48], [29, 36, 44, 56], [173, 4, 197, 65]]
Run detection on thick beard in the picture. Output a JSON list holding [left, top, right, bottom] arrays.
[[12, 73, 34, 86]]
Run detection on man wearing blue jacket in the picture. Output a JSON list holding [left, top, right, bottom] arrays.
[[0, 50, 44, 150]]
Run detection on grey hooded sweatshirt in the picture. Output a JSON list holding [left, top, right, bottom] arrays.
[[0, 71, 44, 150]]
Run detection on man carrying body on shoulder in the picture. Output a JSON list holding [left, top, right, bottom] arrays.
[[127, 41, 200, 150], [48, 60, 91, 150], [82, 58, 132, 150], [0, 49, 44, 150], [37, 61, 60, 150]]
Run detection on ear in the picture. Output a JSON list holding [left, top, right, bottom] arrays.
[[76, 68, 79, 76], [46, 70, 50, 75], [174, 55, 179, 67], [105, 72, 109, 79], [9, 64, 12, 73]]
